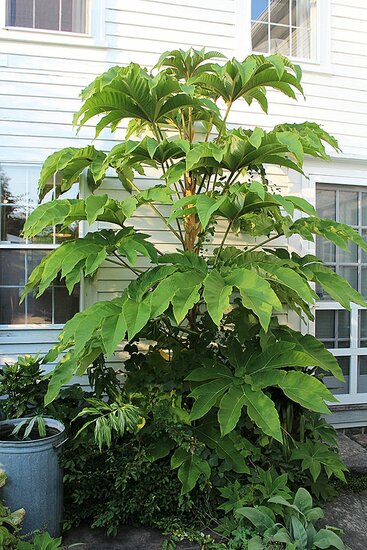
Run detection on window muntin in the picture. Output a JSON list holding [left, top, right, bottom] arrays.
[[6, 0, 87, 33], [251, 0, 314, 59], [0, 164, 79, 326], [315, 183, 367, 400]]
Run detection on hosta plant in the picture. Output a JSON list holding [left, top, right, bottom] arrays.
[[237, 487, 350, 549], [22, 49, 367, 495]]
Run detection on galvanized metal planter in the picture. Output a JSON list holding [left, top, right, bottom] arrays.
[[0, 417, 65, 537]]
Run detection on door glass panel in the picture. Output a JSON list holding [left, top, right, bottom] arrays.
[[339, 242, 358, 264], [317, 189, 336, 220], [339, 266, 358, 291], [362, 193, 367, 226], [339, 191, 358, 225], [316, 236, 336, 263]]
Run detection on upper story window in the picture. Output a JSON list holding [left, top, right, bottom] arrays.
[[6, 0, 87, 34], [251, 0, 316, 60]]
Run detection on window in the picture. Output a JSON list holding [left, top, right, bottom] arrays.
[[0, 164, 79, 325], [315, 184, 367, 400], [251, 0, 316, 59], [6, 0, 87, 33]]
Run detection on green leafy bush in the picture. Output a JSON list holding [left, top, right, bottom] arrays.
[[11, 48, 365, 545]]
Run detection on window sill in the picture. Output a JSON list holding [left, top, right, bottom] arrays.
[[0, 26, 108, 49], [0, 324, 65, 330]]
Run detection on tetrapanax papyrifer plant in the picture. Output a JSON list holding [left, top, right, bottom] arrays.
[[22, 49, 365, 494]]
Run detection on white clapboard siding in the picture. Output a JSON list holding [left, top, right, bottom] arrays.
[[1, 0, 367, 367]]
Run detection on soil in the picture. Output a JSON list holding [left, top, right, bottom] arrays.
[[0, 424, 60, 441]]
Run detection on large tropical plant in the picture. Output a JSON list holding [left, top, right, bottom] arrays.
[[22, 49, 366, 494]]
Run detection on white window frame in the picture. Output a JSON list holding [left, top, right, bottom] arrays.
[[0, 0, 106, 48], [306, 172, 367, 405], [0, 162, 83, 330], [235, 0, 331, 72]]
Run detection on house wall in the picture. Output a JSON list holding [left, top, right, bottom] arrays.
[[1, 0, 367, 379]]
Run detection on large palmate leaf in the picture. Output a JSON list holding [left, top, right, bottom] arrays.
[[22, 228, 159, 299], [23, 196, 126, 238], [38, 146, 106, 199], [73, 63, 205, 134]]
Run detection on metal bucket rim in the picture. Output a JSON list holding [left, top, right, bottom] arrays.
[[0, 417, 65, 446]]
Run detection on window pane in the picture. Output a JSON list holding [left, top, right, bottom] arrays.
[[339, 266, 358, 291], [362, 193, 367, 226], [0, 250, 25, 286], [359, 310, 367, 347], [61, 0, 86, 33], [358, 356, 367, 393], [324, 356, 349, 395], [339, 191, 358, 226], [316, 189, 336, 220], [362, 229, 367, 264], [362, 267, 367, 299], [6, 0, 33, 28], [315, 310, 334, 341], [252, 21, 269, 52], [0, 287, 25, 324], [291, 0, 310, 27], [0, 165, 28, 207], [252, 0, 269, 21], [270, 24, 290, 55], [0, 205, 26, 243], [339, 242, 358, 264], [315, 310, 350, 348], [54, 285, 79, 323], [291, 26, 310, 58], [316, 236, 336, 263], [27, 289, 52, 323], [34, 0, 59, 30], [270, 0, 289, 25]]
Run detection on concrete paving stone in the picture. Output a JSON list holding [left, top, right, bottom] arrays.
[[323, 490, 367, 550], [63, 524, 200, 549], [337, 433, 367, 474]]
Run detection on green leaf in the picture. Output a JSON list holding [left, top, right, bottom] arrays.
[[44, 353, 77, 405], [278, 371, 337, 413], [236, 507, 275, 530], [172, 284, 202, 324], [190, 378, 233, 421], [171, 448, 210, 494], [218, 385, 247, 436], [314, 529, 346, 550], [196, 195, 226, 230], [85, 194, 109, 224], [100, 312, 127, 357], [225, 268, 282, 331], [203, 269, 232, 325], [195, 424, 249, 473], [241, 386, 283, 442], [123, 296, 152, 340]]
